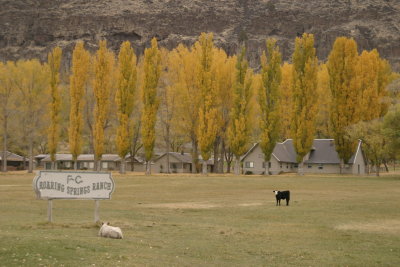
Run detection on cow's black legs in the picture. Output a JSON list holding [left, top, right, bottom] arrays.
[[286, 199, 289, 206]]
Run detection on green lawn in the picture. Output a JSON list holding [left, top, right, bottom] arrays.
[[0, 172, 399, 266]]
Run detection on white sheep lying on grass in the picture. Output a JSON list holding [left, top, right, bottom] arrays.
[[98, 222, 123, 239]]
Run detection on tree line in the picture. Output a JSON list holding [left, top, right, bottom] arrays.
[[0, 33, 399, 175]]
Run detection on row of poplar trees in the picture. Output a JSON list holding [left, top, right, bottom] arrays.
[[0, 33, 396, 175]]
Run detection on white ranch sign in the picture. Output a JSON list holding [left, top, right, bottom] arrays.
[[33, 171, 114, 199], [32, 171, 115, 222]]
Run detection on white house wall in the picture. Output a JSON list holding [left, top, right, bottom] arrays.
[[153, 154, 189, 173], [242, 145, 296, 175], [351, 148, 366, 175]]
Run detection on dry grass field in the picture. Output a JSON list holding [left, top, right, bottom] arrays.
[[0, 171, 399, 266]]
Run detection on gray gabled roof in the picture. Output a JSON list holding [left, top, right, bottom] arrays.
[[154, 152, 214, 165], [241, 140, 297, 163], [0, 151, 27, 162], [241, 139, 362, 165], [272, 139, 297, 163], [304, 139, 340, 164], [41, 154, 122, 162]]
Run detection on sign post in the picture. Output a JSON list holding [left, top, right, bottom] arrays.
[[33, 171, 115, 222], [48, 199, 53, 223]]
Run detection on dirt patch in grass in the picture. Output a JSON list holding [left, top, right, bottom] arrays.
[[142, 202, 263, 209], [21, 222, 100, 230], [143, 202, 219, 209], [336, 220, 400, 235]]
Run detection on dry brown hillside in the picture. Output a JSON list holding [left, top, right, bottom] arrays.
[[0, 0, 399, 70]]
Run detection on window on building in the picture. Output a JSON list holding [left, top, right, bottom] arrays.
[[262, 162, 271, 168], [318, 164, 323, 170], [286, 163, 289, 169], [102, 162, 108, 169], [245, 161, 254, 168], [308, 165, 312, 168], [294, 164, 298, 168], [170, 163, 177, 169], [280, 164, 282, 168]]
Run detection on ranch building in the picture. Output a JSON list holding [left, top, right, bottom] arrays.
[[152, 152, 214, 173], [0, 151, 29, 171], [40, 153, 145, 172], [241, 139, 367, 175]]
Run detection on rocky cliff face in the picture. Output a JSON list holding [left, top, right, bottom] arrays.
[[1, 0, 399, 70]]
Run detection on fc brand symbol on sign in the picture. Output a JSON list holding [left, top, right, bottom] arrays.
[[33, 171, 115, 200], [67, 175, 83, 184]]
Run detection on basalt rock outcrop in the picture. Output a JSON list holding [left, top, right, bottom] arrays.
[[0, 0, 399, 70]]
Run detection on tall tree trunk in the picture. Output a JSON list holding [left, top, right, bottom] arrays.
[[2, 116, 7, 172], [225, 147, 233, 174], [145, 161, 151, 175], [96, 160, 101, 172], [383, 161, 389, 172], [220, 139, 225, 173], [213, 137, 220, 173], [202, 160, 208, 175], [28, 135, 33, 173], [130, 156, 135, 171], [74, 159, 78, 170], [265, 161, 270, 176], [191, 138, 199, 173], [51, 161, 55, 170], [22, 156, 26, 170], [297, 162, 304, 176], [339, 158, 344, 174], [166, 126, 170, 174], [120, 158, 126, 174], [376, 161, 380, 176], [234, 155, 240, 175]]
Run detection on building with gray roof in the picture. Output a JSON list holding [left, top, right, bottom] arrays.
[[241, 139, 366, 175]]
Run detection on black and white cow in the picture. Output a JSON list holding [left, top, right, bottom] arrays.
[[273, 190, 290, 206]]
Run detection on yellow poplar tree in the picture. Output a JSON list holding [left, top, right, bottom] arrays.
[[196, 33, 218, 174], [14, 60, 49, 173], [316, 63, 331, 138], [279, 63, 293, 140], [168, 44, 202, 173], [213, 47, 236, 173], [258, 39, 282, 175], [356, 49, 393, 121], [47, 47, 62, 170], [116, 41, 137, 174], [228, 47, 252, 175], [291, 33, 318, 174], [69, 42, 90, 170], [141, 38, 162, 175], [0, 61, 16, 172], [327, 37, 359, 171], [93, 40, 115, 171]]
